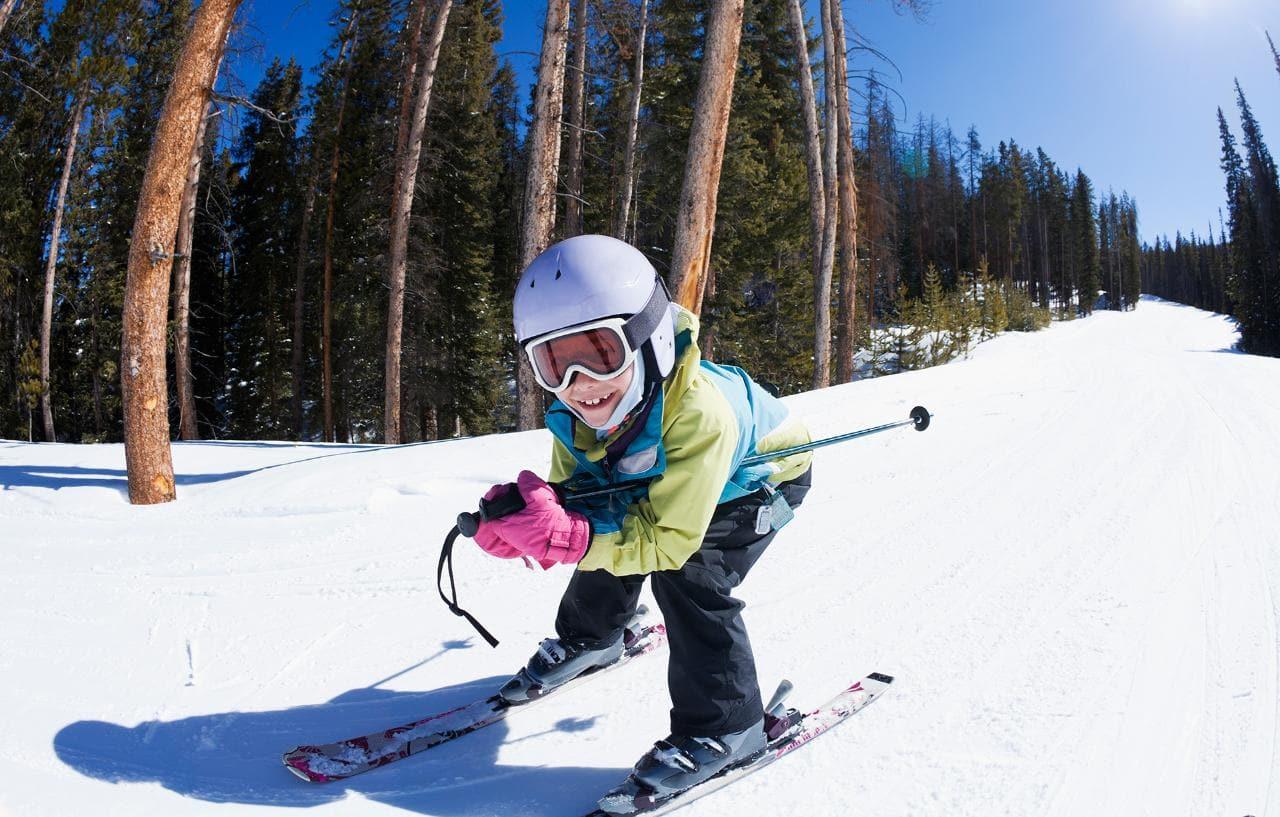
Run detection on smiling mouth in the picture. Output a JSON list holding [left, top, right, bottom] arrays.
[[577, 392, 616, 409]]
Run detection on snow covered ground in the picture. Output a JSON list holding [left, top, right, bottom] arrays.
[[2, 295, 1277, 817]]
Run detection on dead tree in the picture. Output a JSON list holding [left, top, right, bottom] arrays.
[[811, 0, 839, 389], [121, 0, 242, 504], [562, 0, 588, 237], [385, 0, 452, 444], [515, 0, 570, 431], [667, 0, 744, 315], [381, 0, 428, 442], [615, 0, 648, 243], [393, 0, 430, 163], [172, 69, 221, 442], [832, 0, 859, 383], [321, 13, 362, 443], [39, 90, 87, 443], [785, 0, 825, 320]]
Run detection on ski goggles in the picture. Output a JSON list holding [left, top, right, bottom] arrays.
[[523, 280, 671, 392]]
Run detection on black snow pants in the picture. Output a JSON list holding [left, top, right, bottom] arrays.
[[554, 467, 812, 737]]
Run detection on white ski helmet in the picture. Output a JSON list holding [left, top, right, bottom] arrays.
[[514, 235, 676, 386]]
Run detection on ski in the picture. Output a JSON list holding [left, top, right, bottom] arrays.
[[282, 620, 667, 783], [588, 671, 895, 817]]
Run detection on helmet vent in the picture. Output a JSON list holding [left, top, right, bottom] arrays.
[[555, 269, 562, 280]]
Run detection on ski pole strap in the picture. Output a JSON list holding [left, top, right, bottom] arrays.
[[437, 526, 500, 648]]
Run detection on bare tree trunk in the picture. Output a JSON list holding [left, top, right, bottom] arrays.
[[291, 20, 357, 441], [831, 0, 859, 383], [173, 71, 221, 442], [39, 91, 87, 443], [786, 0, 824, 290], [385, 0, 452, 445], [322, 15, 362, 443], [515, 0, 570, 431], [121, 0, 241, 504], [668, 0, 744, 314], [0, 0, 19, 38], [615, 0, 648, 242], [811, 0, 838, 389], [394, 0, 430, 163], [562, 0, 588, 237]]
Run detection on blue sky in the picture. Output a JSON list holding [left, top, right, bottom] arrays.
[[229, 0, 1280, 243]]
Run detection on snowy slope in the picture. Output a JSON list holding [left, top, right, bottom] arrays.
[[2, 295, 1277, 817]]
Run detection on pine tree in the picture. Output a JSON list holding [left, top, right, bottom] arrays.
[[1071, 170, 1100, 314], [977, 257, 1007, 337], [409, 0, 505, 438], [920, 264, 951, 366], [1121, 198, 1141, 310], [949, 271, 980, 357], [17, 338, 43, 442], [1233, 82, 1280, 351], [226, 59, 303, 438]]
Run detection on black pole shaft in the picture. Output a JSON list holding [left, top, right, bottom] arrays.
[[739, 417, 916, 466], [564, 406, 931, 502]]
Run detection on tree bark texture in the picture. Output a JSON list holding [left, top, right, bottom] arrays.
[[393, 0, 430, 164], [668, 0, 744, 314], [322, 15, 361, 443], [0, 0, 19, 38], [121, 0, 241, 504], [831, 0, 859, 383], [615, 0, 648, 243], [384, 0, 429, 443], [562, 0, 588, 237], [811, 0, 838, 389], [40, 91, 86, 443], [173, 75, 220, 442], [385, 0, 451, 444], [785, 0, 825, 304], [515, 0, 570, 431]]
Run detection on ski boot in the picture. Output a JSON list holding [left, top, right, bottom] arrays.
[[596, 718, 767, 813], [497, 633, 624, 704]]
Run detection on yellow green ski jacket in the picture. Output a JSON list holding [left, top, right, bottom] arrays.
[[545, 307, 811, 576]]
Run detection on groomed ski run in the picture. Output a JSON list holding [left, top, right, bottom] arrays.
[[6, 297, 1279, 817]]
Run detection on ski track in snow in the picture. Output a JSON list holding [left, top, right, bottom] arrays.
[[1, 296, 1277, 817]]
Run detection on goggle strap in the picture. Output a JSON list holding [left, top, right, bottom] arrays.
[[621, 279, 672, 351]]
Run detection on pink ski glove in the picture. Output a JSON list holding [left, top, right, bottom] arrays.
[[477, 470, 591, 566], [473, 483, 527, 561]]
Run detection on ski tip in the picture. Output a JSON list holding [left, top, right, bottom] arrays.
[[867, 672, 894, 685], [284, 762, 315, 783]]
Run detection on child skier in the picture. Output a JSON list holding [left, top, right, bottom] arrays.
[[473, 234, 812, 805]]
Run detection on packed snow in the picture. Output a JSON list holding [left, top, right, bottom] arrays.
[[2, 295, 1277, 817]]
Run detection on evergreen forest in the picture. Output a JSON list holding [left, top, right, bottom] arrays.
[[1143, 34, 1280, 356], [0, 0, 1162, 446]]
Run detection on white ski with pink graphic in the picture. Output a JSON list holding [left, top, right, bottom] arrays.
[[588, 671, 895, 816]]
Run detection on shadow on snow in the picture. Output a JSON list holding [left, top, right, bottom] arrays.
[[53, 644, 626, 815], [1, 436, 471, 494]]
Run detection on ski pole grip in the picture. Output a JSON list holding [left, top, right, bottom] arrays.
[[910, 406, 931, 431], [456, 482, 527, 538]]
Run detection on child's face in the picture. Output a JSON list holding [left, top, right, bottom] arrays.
[[560, 363, 635, 428]]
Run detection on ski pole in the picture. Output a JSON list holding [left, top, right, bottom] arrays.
[[739, 404, 930, 466], [441, 405, 930, 647], [455, 405, 930, 535]]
